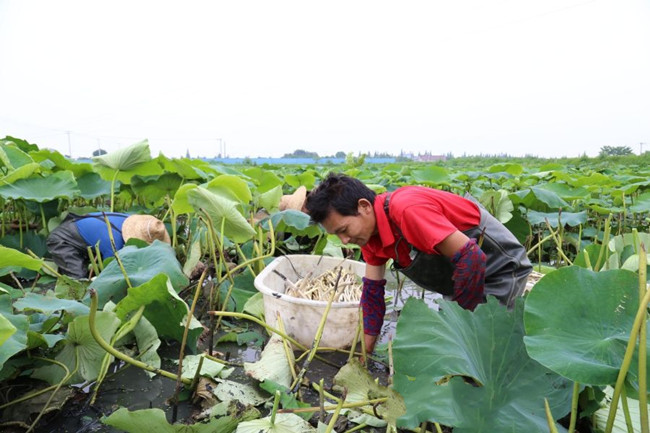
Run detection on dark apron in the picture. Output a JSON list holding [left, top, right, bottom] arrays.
[[385, 193, 532, 307]]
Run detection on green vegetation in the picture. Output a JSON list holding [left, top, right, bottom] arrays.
[[0, 135, 648, 432]]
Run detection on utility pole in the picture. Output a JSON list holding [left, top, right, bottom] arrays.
[[66, 131, 72, 158]]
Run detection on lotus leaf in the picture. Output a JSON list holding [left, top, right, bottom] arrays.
[[214, 379, 270, 406], [0, 308, 28, 370], [113, 274, 202, 350], [103, 404, 259, 433], [333, 359, 406, 429], [30, 148, 93, 177], [171, 183, 198, 215], [131, 172, 183, 204], [284, 172, 316, 189], [270, 210, 320, 237], [524, 267, 649, 389], [206, 174, 253, 204], [538, 182, 591, 201], [512, 186, 569, 211], [241, 167, 283, 193], [392, 297, 571, 432], [478, 190, 513, 223], [0, 245, 43, 272], [1, 136, 39, 153], [0, 141, 34, 168], [87, 241, 188, 308], [187, 186, 256, 243], [244, 334, 294, 388], [258, 184, 283, 211], [592, 386, 650, 433], [75, 172, 113, 199], [13, 292, 89, 317], [503, 210, 531, 244], [487, 163, 524, 175], [573, 172, 617, 187], [236, 413, 315, 433], [0, 171, 80, 202], [31, 311, 121, 384], [93, 139, 152, 171], [179, 354, 228, 380], [411, 166, 450, 186], [132, 315, 161, 378], [0, 312, 17, 346], [0, 162, 40, 184], [157, 154, 213, 180], [526, 210, 588, 228]]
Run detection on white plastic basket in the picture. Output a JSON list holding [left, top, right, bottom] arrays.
[[253, 255, 365, 349]]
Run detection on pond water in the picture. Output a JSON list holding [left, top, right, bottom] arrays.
[[19, 280, 438, 432]]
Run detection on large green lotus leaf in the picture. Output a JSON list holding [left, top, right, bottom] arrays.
[[526, 210, 588, 228], [270, 210, 321, 238], [0, 312, 17, 346], [132, 315, 161, 378], [503, 210, 530, 245], [157, 154, 212, 181], [93, 139, 151, 171], [170, 183, 198, 215], [0, 309, 28, 369], [30, 148, 93, 177], [411, 166, 450, 186], [75, 172, 113, 199], [478, 190, 513, 223], [1, 136, 39, 153], [131, 173, 183, 204], [524, 267, 649, 387], [537, 182, 591, 201], [103, 403, 260, 433], [93, 158, 164, 185], [258, 184, 283, 211], [240, 167, 283, 193], [13, 292, 89, 317], [113, 274, 202, 350], [0, 171, 80, 202], [487, 163, 523, 175], [244, 334, 295, 388], [0, 141, 34, 168], [0, 162, 40, 184], [0, 245, 43, 271], [32, 311, 121, 384], [392, 297, 571, 432], [284, 172, 316, 189], [629, 192, 650, 213], [87, 241, 188, 308], [187, 186, 256, 243], [512, 187, 567, 211], [573, 173, 617, 187], [592, 386, 650, 433], [205, 174, 253, 204], [333, 359, 406, 429]]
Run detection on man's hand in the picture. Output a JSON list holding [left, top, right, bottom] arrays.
[[364, 333, 378, 357]]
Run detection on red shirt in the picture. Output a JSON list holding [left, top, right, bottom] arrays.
[[361, 186, 481, 267]]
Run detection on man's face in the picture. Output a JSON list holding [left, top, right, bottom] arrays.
[[320, 199, 377, 247]]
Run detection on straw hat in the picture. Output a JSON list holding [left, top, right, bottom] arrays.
[[278, 186, 307, 211], [122, 215, 171, 244]]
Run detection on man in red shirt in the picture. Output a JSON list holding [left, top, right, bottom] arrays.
[[305, 172, 532, 355]]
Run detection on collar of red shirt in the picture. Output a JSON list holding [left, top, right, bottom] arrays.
[[373, 192, 397, 247]]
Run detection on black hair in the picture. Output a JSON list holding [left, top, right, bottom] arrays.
[[305, 172, 376, 223]]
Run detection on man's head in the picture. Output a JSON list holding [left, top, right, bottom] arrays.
[[305, 172, 377, 246], [122, 215, 171, 244]]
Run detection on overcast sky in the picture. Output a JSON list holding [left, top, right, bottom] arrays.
[[1, 0, 649, 159]]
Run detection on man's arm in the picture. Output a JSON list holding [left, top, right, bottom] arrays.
[[361, 264, 386, 355], [436, 230, 486, 310]]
